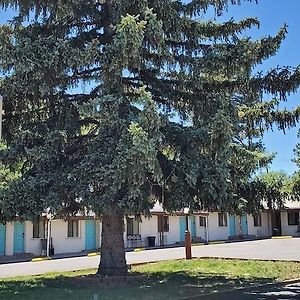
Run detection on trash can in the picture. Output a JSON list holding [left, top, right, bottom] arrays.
[[147, 236, 156, 247]]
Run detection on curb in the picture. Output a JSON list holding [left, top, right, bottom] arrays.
[[87, 252, 100, 257], [209, 241, 225, 245], [271, 236, 292, 239], [199, 256, 300, 263], [133, 248, 146, 252], [128, 257, 300, 269], [179, 277, 300, 299], [31, 257, 52, 262]]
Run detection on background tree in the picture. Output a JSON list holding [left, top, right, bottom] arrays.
[[0, 0, 299, 276], [239, 171, 294, 214]]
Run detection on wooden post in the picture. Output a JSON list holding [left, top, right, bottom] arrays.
[[185, 230, 192, 259], [185, 214, 192, 259]]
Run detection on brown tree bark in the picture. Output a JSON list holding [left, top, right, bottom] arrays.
[[97, 207, 128, 276]]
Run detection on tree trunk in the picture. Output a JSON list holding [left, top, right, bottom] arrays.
[[97, 208, 128, 276]]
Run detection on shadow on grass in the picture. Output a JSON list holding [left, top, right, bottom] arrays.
[[0, 270, 276, 300], [140, 269, 273, 290]]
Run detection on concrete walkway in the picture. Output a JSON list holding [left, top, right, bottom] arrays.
[[0, 238, 299, 278]]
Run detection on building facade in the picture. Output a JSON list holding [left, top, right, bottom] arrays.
[[0, 203, 299, 257]]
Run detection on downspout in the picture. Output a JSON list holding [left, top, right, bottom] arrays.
[[46, 216, 54, 257], [205, 215, 209, 242]]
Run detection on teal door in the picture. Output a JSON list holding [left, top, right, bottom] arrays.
[[85, 220, 96, 250], [179, 217, 186, 242], [190, 216, 196, 239], [229, 214, 236, 236], [0, 224, 6, 255], [14, 222, 24, 253], [241, 215, 248, 235]]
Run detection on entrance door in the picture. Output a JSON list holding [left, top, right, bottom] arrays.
[[0, 224, 5, 255], [14, 222, 24, 253], [85, 220, 96, 250], [229, 214, 236, 236], [190, 216, 196, 239], [272, 212, 282, 236], [179, 217, 186, 242], [241, 215, 248, 235]]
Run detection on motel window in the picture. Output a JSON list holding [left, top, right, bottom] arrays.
[[158, 215, 169, 232], [67, 220, 79, 237], [199, 216, 206, 227], [253, 214, 262, 227], [126, 218, 140, 236], [218, 213, 228, 227], [287, 212, 299, 226], [32, 219, 46, 238]]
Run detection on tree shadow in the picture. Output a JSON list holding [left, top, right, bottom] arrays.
[[0, 270, 287, 300], [126, 270, 278, 299]]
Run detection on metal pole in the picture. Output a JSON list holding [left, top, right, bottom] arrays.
[[46, 219, 50, 257]]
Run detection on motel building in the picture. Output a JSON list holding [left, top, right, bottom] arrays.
[[0, 201, 299, 257]]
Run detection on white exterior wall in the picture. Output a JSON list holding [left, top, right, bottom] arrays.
[[281, 212, 300, 236], [207, 212, 229, 241], [195, 215, 208, 241], [124, 215, 181, 247], [96, 219, 101, 248], [24, 221, 42, 255], [165, 216, 180, 245], [140, 216, 158, 246], [5, 222, 14, 256], [7, 210, 299, 257], [246, 213, 271, 237], [51, 219, 85, 254]]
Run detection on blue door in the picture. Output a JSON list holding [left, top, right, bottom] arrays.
[[241, 215, 248, 235], [229, 214, 236, 236], [190, 216, 196, 239], [179, 217, 186, 242], [0, 224, 6, 255], [14, 222, 24, 253], [85, 220, 96, 250]]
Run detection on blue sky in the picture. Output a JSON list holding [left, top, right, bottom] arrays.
[[0, 0, 299, 174], [215, 0, 300, 175]]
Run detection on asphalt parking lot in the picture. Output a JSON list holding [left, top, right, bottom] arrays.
[[0, 238, 299, 278]]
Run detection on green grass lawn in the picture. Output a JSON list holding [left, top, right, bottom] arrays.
[[1, 259, 300, 300]]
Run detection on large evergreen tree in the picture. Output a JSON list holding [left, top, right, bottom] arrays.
[[0, 0, 299, 276], [292, 130, 300, 198]]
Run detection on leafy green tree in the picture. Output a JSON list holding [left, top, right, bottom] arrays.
[[242, 171, 293, 212], [0, 0, 299, 275]]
